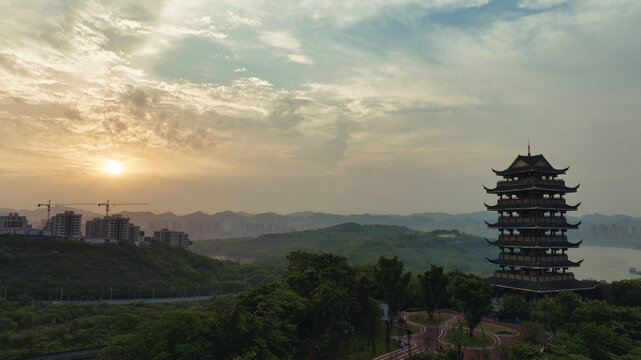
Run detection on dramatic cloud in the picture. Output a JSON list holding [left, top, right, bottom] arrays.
[[0, 0, 640, 215]]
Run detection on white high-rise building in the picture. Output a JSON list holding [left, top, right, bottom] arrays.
[[85, 215, 131, 241], [51, 211, 82, 238]]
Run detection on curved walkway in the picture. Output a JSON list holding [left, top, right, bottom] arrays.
[[373, 310, 536, 359]]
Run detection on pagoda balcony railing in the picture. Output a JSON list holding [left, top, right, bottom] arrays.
[[499, 235, 567, 242], [497, 216, 567, 224], [496, 198, 566, 206], [498, 254, 568, 262], [493, 270, 574, 282], [497, 178, 565, 187]]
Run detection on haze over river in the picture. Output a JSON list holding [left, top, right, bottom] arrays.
[[573, 245, 641, 282]]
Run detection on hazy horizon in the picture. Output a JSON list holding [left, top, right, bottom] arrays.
[[2, 204, 640, 220], [2, 1, 640, 216]]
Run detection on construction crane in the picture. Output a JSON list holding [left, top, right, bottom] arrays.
[[37, 200, 94, 225], [98, 200, 148, 216]]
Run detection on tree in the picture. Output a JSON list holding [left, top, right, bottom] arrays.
[[536, 296, 561, 335], [236, 282, 309, 359], [100, 310, 215, 360], [497, 342, 541, 360], [374, 256, 411, 352], [448, 274, 492, 338], [363, 297, 383, 356], [418, 264, 448, 320], [499, 293, 531, 321], [283, 251, 359, 358]]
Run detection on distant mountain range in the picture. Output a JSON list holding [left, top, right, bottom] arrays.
[[1, 207, 640, 247]]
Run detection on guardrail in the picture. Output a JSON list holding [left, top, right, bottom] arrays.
[[19, 347, 102, 360], [48, 295, 214, 305]]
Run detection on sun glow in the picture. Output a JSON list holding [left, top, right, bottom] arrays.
[[104, 160, 124, 175]]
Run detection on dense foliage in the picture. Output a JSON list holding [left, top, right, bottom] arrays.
[[539, 291, 641, 360], [0, 235, 281, 300], [4, 232, 641, 360], [0, 299, 229, 360], [194, 223, 495, 275], [100, 252, 400, 360]]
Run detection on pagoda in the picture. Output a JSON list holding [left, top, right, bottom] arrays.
[[484, 146, 593, 297]]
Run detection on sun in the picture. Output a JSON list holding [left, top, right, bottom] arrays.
[[104, 160, 124, 175]]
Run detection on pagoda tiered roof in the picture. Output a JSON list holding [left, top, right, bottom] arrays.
[[484, 201, 580, 212], [492, 154, 568, 177], [486, 238, 583, 249], [484, 151, 594, 295], [489, 276, 595, 293], [487, 256, 583, 269], [483, 182, 579, 194], [485, 219, 581, 229]]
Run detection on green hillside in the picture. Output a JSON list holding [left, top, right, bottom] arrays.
[[0, 235, 280, 301], [194, 223, 495, 275]]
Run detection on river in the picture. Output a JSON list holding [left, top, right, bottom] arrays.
[[572, 245, 641, 282]]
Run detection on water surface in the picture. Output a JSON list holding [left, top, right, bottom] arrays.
[[572, 245, 641, 282]]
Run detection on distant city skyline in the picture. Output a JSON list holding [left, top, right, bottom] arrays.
[[1, 1, 640, 216]]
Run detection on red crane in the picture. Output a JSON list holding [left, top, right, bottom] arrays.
[[98, 200, 148, 216], [37, 200, 94, 225]]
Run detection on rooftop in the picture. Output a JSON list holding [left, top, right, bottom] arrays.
[[492, 154, 568, 177]]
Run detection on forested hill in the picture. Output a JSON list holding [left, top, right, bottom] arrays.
[[193, 223, 495, 275], [0, 235, 279, 301]]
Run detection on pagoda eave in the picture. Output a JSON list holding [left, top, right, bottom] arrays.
[[487, 258, 583, 269], [484, 184, 579, 194], [492, 166, 569, 177], [484, 203, 580, 211], [486, 239, 583, 249], [489, 277, 596, 294], [485, 221, 581, 230]]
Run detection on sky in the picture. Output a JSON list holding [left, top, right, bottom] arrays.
[[1, 0, 640, 216]]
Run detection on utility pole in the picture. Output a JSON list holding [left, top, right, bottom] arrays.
[[435, 303, 439, 352]]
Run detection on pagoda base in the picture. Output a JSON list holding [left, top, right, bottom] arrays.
[[490, 276, 595, 293]]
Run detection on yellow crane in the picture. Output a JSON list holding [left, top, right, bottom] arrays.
[[37, 200, 94, 226], [98, 200, 148, 216]]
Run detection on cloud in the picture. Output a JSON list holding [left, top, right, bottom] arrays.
[[518, 0, 567, 10], [287, 54, 314, 65], [0, 0, 641, 214], [259, 31, 313, 65], [259, 31, 301, 50]]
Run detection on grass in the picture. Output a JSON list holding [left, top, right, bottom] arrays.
[[391, 320, 422, 335], [337, 321, 401, 360], [443, 328, 496, 348], [479, 322, 519, 336], [408, 313, 452, 326]]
